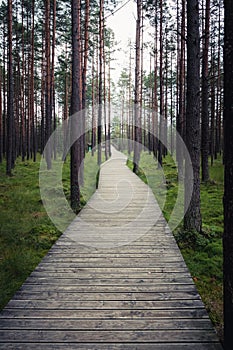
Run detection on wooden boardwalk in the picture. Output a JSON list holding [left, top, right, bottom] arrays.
[[0, 148, 222, 349]]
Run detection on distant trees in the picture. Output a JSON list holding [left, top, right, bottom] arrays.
[[223, 1, 233, 348]]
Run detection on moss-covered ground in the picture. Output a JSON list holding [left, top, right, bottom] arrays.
[[0, 153, 99, 309]]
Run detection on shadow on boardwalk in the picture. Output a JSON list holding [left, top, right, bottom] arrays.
[[0, 148, 222, 349]]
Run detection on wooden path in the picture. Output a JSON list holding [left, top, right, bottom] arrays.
[[0, 148, 222, 349]]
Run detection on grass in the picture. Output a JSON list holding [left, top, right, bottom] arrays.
[[0, 152, 100, 310], [127, 151, 224, 342]]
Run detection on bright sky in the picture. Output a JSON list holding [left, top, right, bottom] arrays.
[[106, 0, 137, 84], [106, 0, 152, 85]]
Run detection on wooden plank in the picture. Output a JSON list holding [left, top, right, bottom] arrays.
[[30, 270, 191, 277], [0, 318, 213, 330], [0, 343, 224, 350], [16, 283, 198, 293], [0, 308, 209, 319], [5, 299, 205, 310], [0, 330, 220, 343], [12, 291, 201, 301], [20, 277, 194, 285]]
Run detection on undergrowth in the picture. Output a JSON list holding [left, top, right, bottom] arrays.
[[0, 152, 99, 309]]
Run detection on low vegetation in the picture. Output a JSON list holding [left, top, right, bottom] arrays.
[[127, 152, 223, 341], [0, 152, 99, 310]]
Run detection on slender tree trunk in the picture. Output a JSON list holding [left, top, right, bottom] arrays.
[[215, 2, 222, 157], [98, 0, 104, 166], [223, 1, 233, 348], [51, 0, 56, 160], [91, 46, 96, 156], [70, 0, 82, 212], [201, 0, 210, 182], [45, 0, 52, 169], [80, 0, 90, 183], [108, 48, 111, 157], [184, 0, 202, 232], [210, 43, 216, 166], [6, 0, 14, 175], [2, 23, 7, 158], [31, 0, 36, 162], [153, 2, 158, 158], [21, 0, 26, 161], [0, 67, 2, 163], [133, 0, 141, 173], [158, 0, 164, 167], [177, 0, 185, 178]]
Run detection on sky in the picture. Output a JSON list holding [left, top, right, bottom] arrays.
[[106, 0, 152, 85], [106, 0, 137, 84]]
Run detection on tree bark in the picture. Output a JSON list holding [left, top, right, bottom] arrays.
[[223, 1, 233, 348], [6, 0, 14, 175], [133, 0, 141, 173], [98, 0, 104, 166], [184, 0, 202, 233], [45, 0, 52, 169], [201, 0, 210, 182], [70, 0, 82, 212], [158, 0, 163, 167]]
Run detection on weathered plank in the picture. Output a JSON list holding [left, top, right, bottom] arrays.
[[0, 147, 222, 349], [0, 343, 223, 350]]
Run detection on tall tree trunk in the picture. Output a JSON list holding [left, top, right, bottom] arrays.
[[153, 1, 158, 158], [158, 0, 164, 167], [98, 0, 104, 166], [45, 0, 52, 169], [108, 47, 111, 157], [223, 1, 233, 348], [201, 0, 210, 182], [215, 2, 222, 157], [70, 0, 82, 212], [80, 0, 90, 183], [51, 0, 56, 160], [0, 67, 2, 163], [133, 0, 141, 173], [6, 0, 14, 175], [21, 0, 26, 161], [31, 0, 36, 162], [184, 0, 202, 233], [177, 0, 185, 177]]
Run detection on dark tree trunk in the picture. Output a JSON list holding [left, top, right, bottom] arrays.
[[31, 0, 36, 162], [133, 0, 141, 173], [45, 0, 52, 169], [153, 1, 158, 158], [21, 0, 26, 162], [6, 0, 14, 175], [177, 0, 185, 178], [201, 0, 210, 182], [223, 1, 233, 348], [51, 0, 56, 161], [158, 0, 163, 167], [184, 0, 202, 233], [0, 68, 2, 163], [70, 0, 82, 212]]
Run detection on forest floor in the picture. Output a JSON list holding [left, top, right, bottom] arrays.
[[0, 152, 99, 310], [127, 152, 224, 342]]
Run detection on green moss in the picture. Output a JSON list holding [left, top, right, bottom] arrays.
[[0, 152, 100, 309]]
